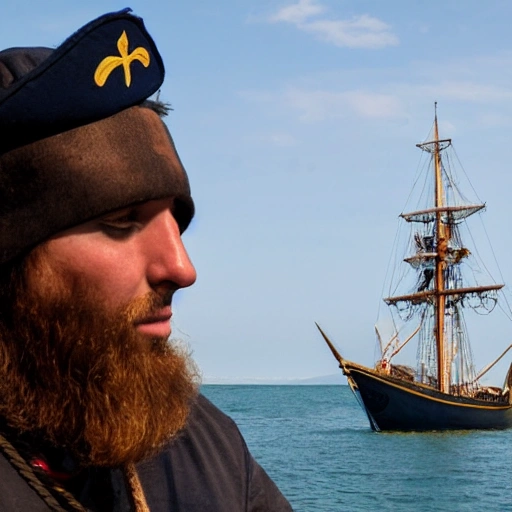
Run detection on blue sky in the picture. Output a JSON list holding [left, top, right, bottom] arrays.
[[2, 1, 512, 384]]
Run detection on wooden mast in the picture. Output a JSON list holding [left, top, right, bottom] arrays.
[[383, 105, 503, 392], [433, 102, 448, 393]]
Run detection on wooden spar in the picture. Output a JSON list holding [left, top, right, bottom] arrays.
[[315, 322, 346, 370], [416, 137, 451, 149], [375, 325, 384, 356], [389, 324, 421, 359], [433, 102, 448, 393], [474, 343, 512, 383], [401, 204, 485, 222], [382, 329, 400, 357], [384, 284, 504, 305]]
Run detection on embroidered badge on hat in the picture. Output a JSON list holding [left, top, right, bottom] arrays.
[[0, 8, 164, 154]]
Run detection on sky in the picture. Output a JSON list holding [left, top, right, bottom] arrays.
[[2, 0, 512, 384]]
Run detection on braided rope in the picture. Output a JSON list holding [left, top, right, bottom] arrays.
[[0, 433, 85, 511], [125, 463, 150, 512]]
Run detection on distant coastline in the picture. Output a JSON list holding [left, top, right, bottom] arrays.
[[202, 374, 344, 385]]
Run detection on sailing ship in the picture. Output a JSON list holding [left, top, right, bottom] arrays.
[[318, 104, 512, 431]]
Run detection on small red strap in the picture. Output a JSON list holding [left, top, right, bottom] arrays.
[[31, 457, 72, 482]]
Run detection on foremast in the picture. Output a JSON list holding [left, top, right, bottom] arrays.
[[384, 103, 503, 394]]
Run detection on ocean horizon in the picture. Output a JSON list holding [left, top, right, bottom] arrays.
[[201, 373, 344, 385]]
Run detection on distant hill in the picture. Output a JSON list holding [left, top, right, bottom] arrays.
[[202, 374, 345, 385], [292, 374, 345, 385]]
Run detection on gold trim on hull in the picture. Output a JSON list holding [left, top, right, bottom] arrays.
[[346, 363, 511, 411]]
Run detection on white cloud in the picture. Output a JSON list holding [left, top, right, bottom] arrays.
[[267, 0, 398, 49], [239, 52, 512, 126], [269, 0, 325, 24], [248, 87, 405, 122], [303, 16, 399, 49], [283, 88, 405, 121], [418, 81, 512, 103], [345, 90, 404, 118]]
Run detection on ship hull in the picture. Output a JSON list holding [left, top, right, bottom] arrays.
[[346, 362, 512, 431]]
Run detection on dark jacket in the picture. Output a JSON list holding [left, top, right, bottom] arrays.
[[0, 395, 293, 511]]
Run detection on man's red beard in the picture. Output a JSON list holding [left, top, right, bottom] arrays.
[[0, 249, 199, 468]]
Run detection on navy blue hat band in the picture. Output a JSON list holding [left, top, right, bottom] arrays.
[[0, 8, 165, 154]]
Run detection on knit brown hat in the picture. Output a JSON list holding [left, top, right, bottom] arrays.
[[0, 9, 191, 264]]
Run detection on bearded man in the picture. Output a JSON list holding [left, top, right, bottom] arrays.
[[0, 9, 292, 511]]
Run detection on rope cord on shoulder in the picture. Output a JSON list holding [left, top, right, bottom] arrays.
[[0, 433, 85, 512], [125, 463, 150, 512]]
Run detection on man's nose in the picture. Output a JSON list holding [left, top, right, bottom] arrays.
[[144, 211, 197, 290]]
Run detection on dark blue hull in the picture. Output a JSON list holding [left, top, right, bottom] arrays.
[[347, 364, 512, 431]]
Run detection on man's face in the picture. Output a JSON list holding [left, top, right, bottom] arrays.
[[0, 196, 199, 467], [30, 196, 197, 338]]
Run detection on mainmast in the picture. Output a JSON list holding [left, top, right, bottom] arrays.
[[408, 102, 450, 392], [432, 103, 448, 393]]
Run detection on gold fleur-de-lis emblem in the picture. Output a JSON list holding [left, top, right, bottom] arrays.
[[94, 31, 150, 87]]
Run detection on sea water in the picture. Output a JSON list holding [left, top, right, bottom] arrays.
[[201, 385, 512, 512]]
